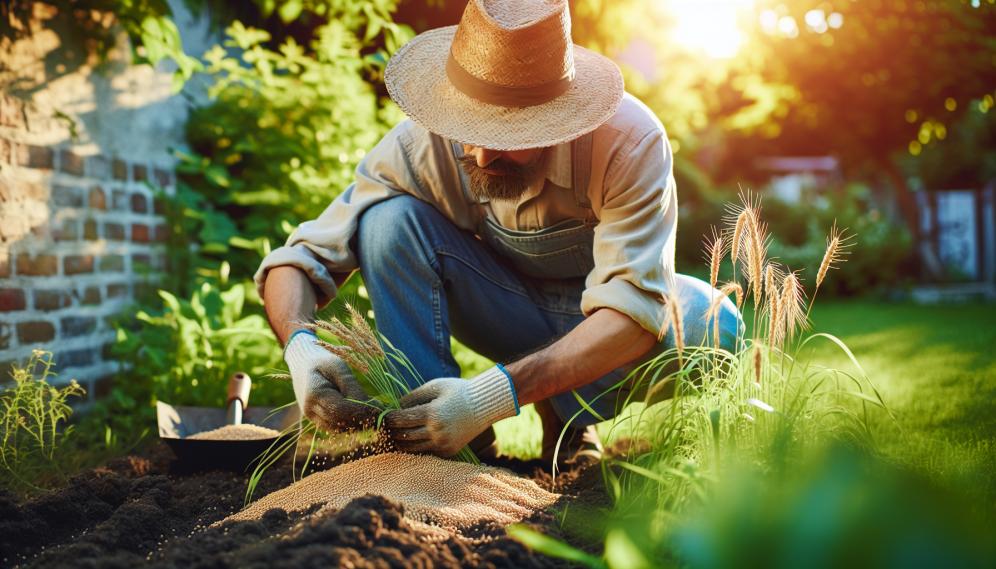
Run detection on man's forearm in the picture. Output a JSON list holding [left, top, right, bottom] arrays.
[[503, 307, 657, 406], [263, 266, 320, 345]]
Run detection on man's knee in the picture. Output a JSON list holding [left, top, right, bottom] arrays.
[[357, 195, 435, 270], [671, 274, 744, 352]]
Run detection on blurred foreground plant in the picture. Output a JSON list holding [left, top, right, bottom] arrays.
[[0, 350, 86, 494], [512, 192, 920, 567]]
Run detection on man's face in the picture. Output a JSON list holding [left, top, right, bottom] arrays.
[[459, 144, 548, 202]]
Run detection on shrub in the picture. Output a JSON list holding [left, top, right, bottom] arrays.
[[110, 265, 289, 412]]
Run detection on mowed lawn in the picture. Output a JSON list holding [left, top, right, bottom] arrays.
[[807, 300, 996, 494], [492, 300, 996, 500]]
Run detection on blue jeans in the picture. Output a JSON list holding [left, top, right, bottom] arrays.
[[356, 195, 742, 427]]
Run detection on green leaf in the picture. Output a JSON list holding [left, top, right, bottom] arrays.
[[604, 529, 652, 569], [279, 0, 302, 23], [507, 524, 606, 569]]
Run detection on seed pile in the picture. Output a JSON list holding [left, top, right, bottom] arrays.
[[186, 424, 280, 440], [223, 452, 559, 530]]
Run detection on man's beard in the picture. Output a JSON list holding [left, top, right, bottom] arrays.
[[458, 151, 547, 202]]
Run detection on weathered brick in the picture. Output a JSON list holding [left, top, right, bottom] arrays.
[[0, 322, 10, 350], [100, 341, 116, 360], [88, 186, 106, 210], [93, 374, 114, 398], [35, 289, 72, 311], [133, 163, 147, 182], [153, 167, 173, 188], [154, 224, 168, 242], [59, 149, 85, 176], [134, 282, 158, 301], [83, 218, 98, 240], [60, 348, 95, 368], [16, 254, 58, 276], [0, 94, 23, 128], [112, 189, 129, 210], [131, 253, 151, 269], [31, 223, 52, 241], [130, 192, 148, 213], [64, 255, 94, 275], [0, 216, 29, 240], [105, 222, 125, 241], [0, 288, 26, 311], [61, 316, 97, 337], [112, 158, 128, 181], [107, 283, 129, 299], [87, 156, 110, 179], [99, 254, 124, 272], [51, 184, 83, 207], [53, 218, 79, 241], [17, 144, 53, 169], [24, 181, 47, 200], [17, 321, 55, 343], [81, 286, 101, 305], [131, 223, 149, 243]]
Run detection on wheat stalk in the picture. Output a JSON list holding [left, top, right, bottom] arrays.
[[658, 291, 685, 362], [753, 345, 762, 385], [730, 210, 748, 266], [816, 222, 854, 290], [705, 227, 724, 290], [344, 303, 385, 359], [767, 285, 783, 349], [745, 208, 768, 308], [780, 272, 808, 342]]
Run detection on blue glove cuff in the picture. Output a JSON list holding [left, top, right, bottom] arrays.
[[495, 362, 520, 416], [284, 328, 317, 354]]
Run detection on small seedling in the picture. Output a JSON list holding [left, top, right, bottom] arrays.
[[0, 350, 86, 494]]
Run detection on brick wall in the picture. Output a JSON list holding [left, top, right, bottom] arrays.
[[0, 1, 216, 401], [0, 92, 174, 400]]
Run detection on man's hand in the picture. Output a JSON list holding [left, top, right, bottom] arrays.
[[284, 332, 379, 431], [385, 366, 519, 457]]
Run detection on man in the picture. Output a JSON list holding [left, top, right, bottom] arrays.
[[256, 0, 740, 462]]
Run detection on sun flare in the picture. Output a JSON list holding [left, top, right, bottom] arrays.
[[667, 0, 754, 58]]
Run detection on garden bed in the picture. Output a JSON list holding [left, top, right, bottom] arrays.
[[0, 443, 604, 568]]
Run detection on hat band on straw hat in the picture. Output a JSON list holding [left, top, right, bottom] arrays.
[[445, 51, 576, 108]]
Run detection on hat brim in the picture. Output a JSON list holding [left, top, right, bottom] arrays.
[[385, 26, 625, 151]]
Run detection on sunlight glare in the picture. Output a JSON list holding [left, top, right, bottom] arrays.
[[668, 0, 754, 59]]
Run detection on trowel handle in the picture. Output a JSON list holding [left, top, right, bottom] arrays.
[[226, 372, 252, 425]]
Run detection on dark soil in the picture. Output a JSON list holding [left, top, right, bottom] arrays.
[[0, 445, 607, 568]]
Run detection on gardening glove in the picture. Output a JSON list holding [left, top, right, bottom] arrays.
[[284, 331, 379, 431], [385, 365, 520, 457]]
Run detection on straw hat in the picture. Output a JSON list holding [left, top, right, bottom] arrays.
[[384, 0, 625, 151]]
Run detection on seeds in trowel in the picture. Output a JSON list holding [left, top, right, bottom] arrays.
[[187, 424, 280, 440]]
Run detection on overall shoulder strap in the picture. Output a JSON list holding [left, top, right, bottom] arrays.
[[571, 132, 594, 209]]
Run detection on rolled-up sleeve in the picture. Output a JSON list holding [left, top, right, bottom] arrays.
[[254, 121, 424, 304], [580, 128, 677, 337]]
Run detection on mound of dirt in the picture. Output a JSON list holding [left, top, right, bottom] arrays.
[[0, 444, 602, 568]]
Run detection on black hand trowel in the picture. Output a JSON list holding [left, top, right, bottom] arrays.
[[157, 372, 300, 471]]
